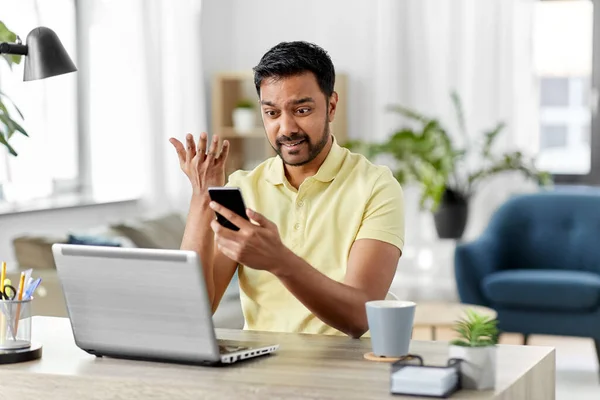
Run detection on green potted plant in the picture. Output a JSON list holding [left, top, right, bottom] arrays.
[[0, 20, 28, 157], [232, 98, 256, 134], [0, 21, 29, 202], [346, 91, 552, 239], [449, 309, 499, 390]]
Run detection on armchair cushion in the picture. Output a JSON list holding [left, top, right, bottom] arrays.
[[482, 269, 600, 312]]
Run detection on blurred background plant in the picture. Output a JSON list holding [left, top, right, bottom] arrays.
[[346, 90, 552, 212], [0, 20, 28, 156]]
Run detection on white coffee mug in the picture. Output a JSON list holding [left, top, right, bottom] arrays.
[[366, 300, 416, 357]]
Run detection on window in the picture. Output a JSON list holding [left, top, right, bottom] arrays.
[[0, 0, 78, 203], [540, 77, 570, 107], [533, 0, 597, 180], [540, 124, 568, 149]]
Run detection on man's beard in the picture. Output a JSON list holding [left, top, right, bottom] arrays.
[[273, 118, 331, 167]]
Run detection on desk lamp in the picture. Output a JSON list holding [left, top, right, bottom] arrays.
[[0, 26, 77, 81]]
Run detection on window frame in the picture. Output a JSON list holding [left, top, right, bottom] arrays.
[[74, 0, 91, 196], [551, 0, 600, 184]]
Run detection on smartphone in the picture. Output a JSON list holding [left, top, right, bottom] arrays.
[[207, 187, 249, 231]]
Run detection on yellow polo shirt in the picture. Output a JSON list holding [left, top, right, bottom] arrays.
[[226, 137, 404, 335]]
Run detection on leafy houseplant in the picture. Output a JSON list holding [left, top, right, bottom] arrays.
[[0, 21, 28, 156], [346, 91, 552, 239], [235, 99, 255, 109], [449, 309, 499, 390], [232, 98, 256, 134]]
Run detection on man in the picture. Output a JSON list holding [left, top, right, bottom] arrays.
[[169, 41, 404, 338]]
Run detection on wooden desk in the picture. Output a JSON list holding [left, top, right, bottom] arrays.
[[0, 317, 555, 399]]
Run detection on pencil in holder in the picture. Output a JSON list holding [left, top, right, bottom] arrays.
[[0, 298, 32, 350]]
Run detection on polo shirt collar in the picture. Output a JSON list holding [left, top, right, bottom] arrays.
[[265, 135, 345, 185]]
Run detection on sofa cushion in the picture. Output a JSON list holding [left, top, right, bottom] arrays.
[[482, 269, 600, 312], [67, 234, 122, 247], [12, 235, 66, 269], [110, 213, 186, 249]]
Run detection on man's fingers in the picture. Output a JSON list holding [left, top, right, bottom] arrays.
[[185, 133, 197, 161], [169, 138, 186, 164], [197, 132, 208, 159], [215, 233, 242, 262], [214, 232, 239, 252], [210, 219, 238, 240], [216, 240, 240, 262], [209, 202, 252, 230], [218, 140, 230, 164], [247, 209, 275, 229], [206, 134, 219, 161]]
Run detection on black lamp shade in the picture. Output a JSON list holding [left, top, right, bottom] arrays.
[[23, 27, 77, 81]]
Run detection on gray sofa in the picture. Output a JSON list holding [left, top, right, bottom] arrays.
[[12, 212, 244, 329]]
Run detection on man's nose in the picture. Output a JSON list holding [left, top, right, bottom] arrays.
[[279, 111, 299, 135]]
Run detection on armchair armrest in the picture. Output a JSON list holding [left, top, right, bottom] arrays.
[[454, 235, 503, 307]]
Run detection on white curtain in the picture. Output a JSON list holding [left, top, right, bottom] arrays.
[[141, 0, 207, 214], [81, 0, 205, 215]]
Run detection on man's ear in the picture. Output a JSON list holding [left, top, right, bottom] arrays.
[[328, 91, 339, 123]]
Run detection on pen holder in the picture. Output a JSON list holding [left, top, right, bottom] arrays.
[[0, 299, 32, 350]]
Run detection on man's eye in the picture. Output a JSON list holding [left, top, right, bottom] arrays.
[[264, 110, 278, 117], [296, 108, 311, 114]]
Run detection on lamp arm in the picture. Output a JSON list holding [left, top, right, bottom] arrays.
[[0, 43, 28, 56]]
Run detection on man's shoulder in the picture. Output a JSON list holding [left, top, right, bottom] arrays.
[[341, 150, 401, 189], [226, 157, 278, 187]]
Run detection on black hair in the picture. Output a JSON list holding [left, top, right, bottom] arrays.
[[253, 41, 335, 98]]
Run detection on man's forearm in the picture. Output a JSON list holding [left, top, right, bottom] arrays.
[[181, 195, 216, 303], [274, 249, 371, 338]]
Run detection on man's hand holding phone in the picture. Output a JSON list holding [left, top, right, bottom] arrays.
[[208, 199, 289, 275], [169, 132, 230, 197], [171, 133, 289, 276]]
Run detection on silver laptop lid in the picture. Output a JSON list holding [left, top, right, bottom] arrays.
[[52, 244, 220, 363]]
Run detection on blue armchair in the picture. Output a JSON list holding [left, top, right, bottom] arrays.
[[455, 191, 600, 369]]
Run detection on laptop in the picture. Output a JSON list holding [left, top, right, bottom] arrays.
[[52, 244, 278, 366]]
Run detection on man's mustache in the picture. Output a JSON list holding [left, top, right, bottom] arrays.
[[277, 133, 309, 145]]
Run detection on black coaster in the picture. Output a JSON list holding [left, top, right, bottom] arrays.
[[0, 342, 42, 364]]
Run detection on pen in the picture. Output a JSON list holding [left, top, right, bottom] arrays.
[[23, 269, 32, 294], [24, 278, 41, 300], [13, 272, 25, 335], [1, 262, 5, 293], [24, 277, 32, 298], [17, 272, 24, 301]]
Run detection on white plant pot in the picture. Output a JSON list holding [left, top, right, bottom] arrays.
[[448, 345, 496, 390], [232, 108, 256, 134]]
